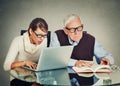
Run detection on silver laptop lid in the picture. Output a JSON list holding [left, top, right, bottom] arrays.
[[36, 46, 73, 71]]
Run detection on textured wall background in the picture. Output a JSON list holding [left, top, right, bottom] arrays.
[[0, 0, 120, 86]]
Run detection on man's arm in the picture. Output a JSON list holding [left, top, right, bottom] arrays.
[[50, 32, 61, 47], [94, 40, 114, 65]]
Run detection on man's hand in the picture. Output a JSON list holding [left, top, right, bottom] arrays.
[[100, 57, 110, 65], [75, 60, 93, 67]]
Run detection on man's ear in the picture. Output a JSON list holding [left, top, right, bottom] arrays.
[[63, 27, 68, 35], [82, 24, 84, 28]]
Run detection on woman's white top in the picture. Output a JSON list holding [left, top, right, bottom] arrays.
[[3, 32, 47, 71]]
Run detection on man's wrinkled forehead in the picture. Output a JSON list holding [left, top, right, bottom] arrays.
[[65, 18, 82, 28], [64, 14, 81, 26]]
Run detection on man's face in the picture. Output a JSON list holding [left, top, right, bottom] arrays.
[[65, 18, 83, 42], [29, 28, 48, 45]]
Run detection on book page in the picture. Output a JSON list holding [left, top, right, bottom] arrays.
[[94, 73, 110, 79], [72, 64, 111, 73], [94, 65, 111, 73], [78, 73, 94, 77], [72, 66, 94, 73]]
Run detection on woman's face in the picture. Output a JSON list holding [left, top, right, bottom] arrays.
[[29, 28, 48, 45]]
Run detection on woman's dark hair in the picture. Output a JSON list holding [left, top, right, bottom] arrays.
[[28, 18, 48, 33]]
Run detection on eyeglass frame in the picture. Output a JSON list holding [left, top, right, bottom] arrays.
[[34, 31, 47, 38], [65, 25, 83, 33]]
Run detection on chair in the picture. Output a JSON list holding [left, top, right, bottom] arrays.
[[20, 30, 27, 35], [20, 30, 51, 47]]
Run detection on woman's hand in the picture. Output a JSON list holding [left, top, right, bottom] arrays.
[[11, 60, 37, 69], [24, 61, 37, 69]]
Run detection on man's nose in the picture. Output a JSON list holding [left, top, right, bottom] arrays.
[[74, 28, 79, 34]]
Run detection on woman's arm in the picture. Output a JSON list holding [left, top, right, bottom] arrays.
[[3, 37, 19, 71], [11, 60, 37, 69]]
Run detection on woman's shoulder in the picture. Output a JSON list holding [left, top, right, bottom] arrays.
[[12, 36, 23, 43], [8, 36, 24, 49]]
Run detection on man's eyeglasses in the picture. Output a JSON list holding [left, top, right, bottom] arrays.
[[34, 32, 47, 38], [65, 25, 83, 33]]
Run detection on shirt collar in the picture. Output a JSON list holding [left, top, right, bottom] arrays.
[[68, 36, 78, 46]]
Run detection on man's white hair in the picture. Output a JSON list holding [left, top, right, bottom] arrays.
[[64, 14, 80, 27]]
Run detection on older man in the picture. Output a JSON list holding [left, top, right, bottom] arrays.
[[50, 14, 114, 67]]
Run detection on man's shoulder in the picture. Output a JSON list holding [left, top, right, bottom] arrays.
[[55, 29, 63, 33], [83, 31, 95, 39], [55, 29, 65, 35]]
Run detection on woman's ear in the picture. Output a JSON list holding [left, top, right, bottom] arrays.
[[29, 28, 32, 35], [63, 27, 68, 35]]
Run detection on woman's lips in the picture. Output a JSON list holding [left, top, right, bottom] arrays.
[[38, 41, 42, 44]]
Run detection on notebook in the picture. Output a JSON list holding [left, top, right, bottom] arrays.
[[23, 46, 73, 72]]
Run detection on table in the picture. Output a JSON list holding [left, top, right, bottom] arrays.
[[10, 66, 120, 86]]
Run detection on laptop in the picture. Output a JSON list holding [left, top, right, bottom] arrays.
[[23, 46, 73, 72]]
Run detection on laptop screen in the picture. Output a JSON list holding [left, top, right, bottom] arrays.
[[36, 46, 73, 71]]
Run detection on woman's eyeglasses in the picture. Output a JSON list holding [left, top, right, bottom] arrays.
[[34, 32, 47, 38]]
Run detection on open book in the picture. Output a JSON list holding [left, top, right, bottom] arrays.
[[72, 65, 111, 79], [72, 64, 111, 73]]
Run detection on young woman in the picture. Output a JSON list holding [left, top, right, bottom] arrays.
[[3, 18, 48, 86]]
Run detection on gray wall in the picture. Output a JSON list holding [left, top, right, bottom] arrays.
[[0, 0, 120, 86]]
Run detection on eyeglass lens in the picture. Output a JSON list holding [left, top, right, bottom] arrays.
[[66, 25, 83, 33]]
